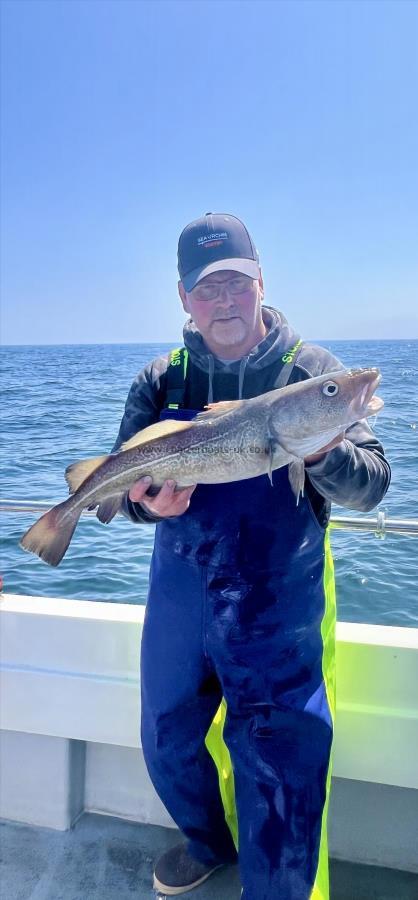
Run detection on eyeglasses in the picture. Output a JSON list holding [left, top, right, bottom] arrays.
[[190, 274, 255, 302]]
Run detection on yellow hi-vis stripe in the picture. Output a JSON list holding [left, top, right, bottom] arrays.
[[310, 529, 337, 900], [205, 699, 238, 848], [169, 346, 189, 378], [204, 528, 337, 897], [167, 348, 189, 410]]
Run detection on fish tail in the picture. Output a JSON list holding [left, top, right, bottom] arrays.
[[20, 497, 82, 567]]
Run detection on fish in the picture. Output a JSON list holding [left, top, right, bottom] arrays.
[[20, 367, 383, 567]]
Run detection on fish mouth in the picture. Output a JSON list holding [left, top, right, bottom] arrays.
[[365, 394, 384, 414], [351, 370, 384, 418]]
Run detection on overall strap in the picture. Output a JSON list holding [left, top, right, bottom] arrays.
[[164, 346, 189, 409], [274, 338, 304, 388]]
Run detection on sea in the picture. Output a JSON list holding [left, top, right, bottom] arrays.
[[1, 340, 417, 627]]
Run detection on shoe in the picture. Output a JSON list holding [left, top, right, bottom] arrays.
[[153, 842, 223, 895]]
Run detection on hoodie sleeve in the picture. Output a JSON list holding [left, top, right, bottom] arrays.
[[298, 345, 391, 512], [111, 358, 169, 525]]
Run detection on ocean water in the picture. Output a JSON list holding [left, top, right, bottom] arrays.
[[1, 339, 417, 627]]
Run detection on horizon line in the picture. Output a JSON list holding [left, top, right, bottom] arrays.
[[2, 337, 418, 348]]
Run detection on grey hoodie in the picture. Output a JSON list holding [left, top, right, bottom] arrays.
[[112, 306, 390, 524]]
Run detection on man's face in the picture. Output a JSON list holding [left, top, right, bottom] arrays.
[[178, 269, 265, 354]]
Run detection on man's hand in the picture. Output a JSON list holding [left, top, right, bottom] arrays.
[[304, 432, 346, 465], [129, 477, 196, 517]]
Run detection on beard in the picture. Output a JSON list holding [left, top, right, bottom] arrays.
[[210, 316, 247, 346]]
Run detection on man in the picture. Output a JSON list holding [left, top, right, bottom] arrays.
[[113, 213, 390, 899]]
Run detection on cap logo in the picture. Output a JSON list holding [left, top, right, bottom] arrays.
[[197, 231, 228, 246]]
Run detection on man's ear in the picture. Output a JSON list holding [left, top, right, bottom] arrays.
[[178, 280, 190, 314]]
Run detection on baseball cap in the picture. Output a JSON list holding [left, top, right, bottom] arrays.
[[178, 212, 260, 292]]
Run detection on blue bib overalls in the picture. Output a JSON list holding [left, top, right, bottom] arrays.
[[140, 357, 336, 900]]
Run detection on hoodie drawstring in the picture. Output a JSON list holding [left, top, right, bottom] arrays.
[[207, 354, 215, 404], [238, 356, 249, 400]]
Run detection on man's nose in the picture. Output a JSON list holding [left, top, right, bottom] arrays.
[[217, 284, 235, 303]]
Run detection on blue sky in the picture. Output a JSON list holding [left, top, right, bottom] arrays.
[[1, 0, 417, 344]]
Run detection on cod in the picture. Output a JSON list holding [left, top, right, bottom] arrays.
[[20, 367, 383, 567]]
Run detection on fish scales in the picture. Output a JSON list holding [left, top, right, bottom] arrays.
[[78, 409, 270, 505]]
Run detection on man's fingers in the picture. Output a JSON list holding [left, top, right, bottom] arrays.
[[129, 476, 153, 503], [149, 481, 196, 515], [169, 484, 196, 511], [129, 478, 196, 516]]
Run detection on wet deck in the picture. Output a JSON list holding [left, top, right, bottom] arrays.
[[1, 812, 417, 900]]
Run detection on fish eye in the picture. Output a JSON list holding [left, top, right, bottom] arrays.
[[322, 381, 339, 397]]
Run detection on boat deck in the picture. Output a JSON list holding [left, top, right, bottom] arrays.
[[1, 812, 418, 900]]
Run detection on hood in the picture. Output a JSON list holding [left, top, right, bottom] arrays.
[[182, 305, 302, 403]]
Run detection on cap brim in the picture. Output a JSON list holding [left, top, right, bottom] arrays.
[[182, 259, 260, 292]]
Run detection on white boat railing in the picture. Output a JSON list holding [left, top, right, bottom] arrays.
[[1, 499, 417, 536]]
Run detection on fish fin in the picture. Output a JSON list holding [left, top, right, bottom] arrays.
[[288, 459, 306, 505], [267, 435, 284, 485], [65, 455, 109, 493], [120, 419, 192, 451], [20, 498, 81, 567], [96, 494, 124, 524], [194, 399, 243, 422]]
